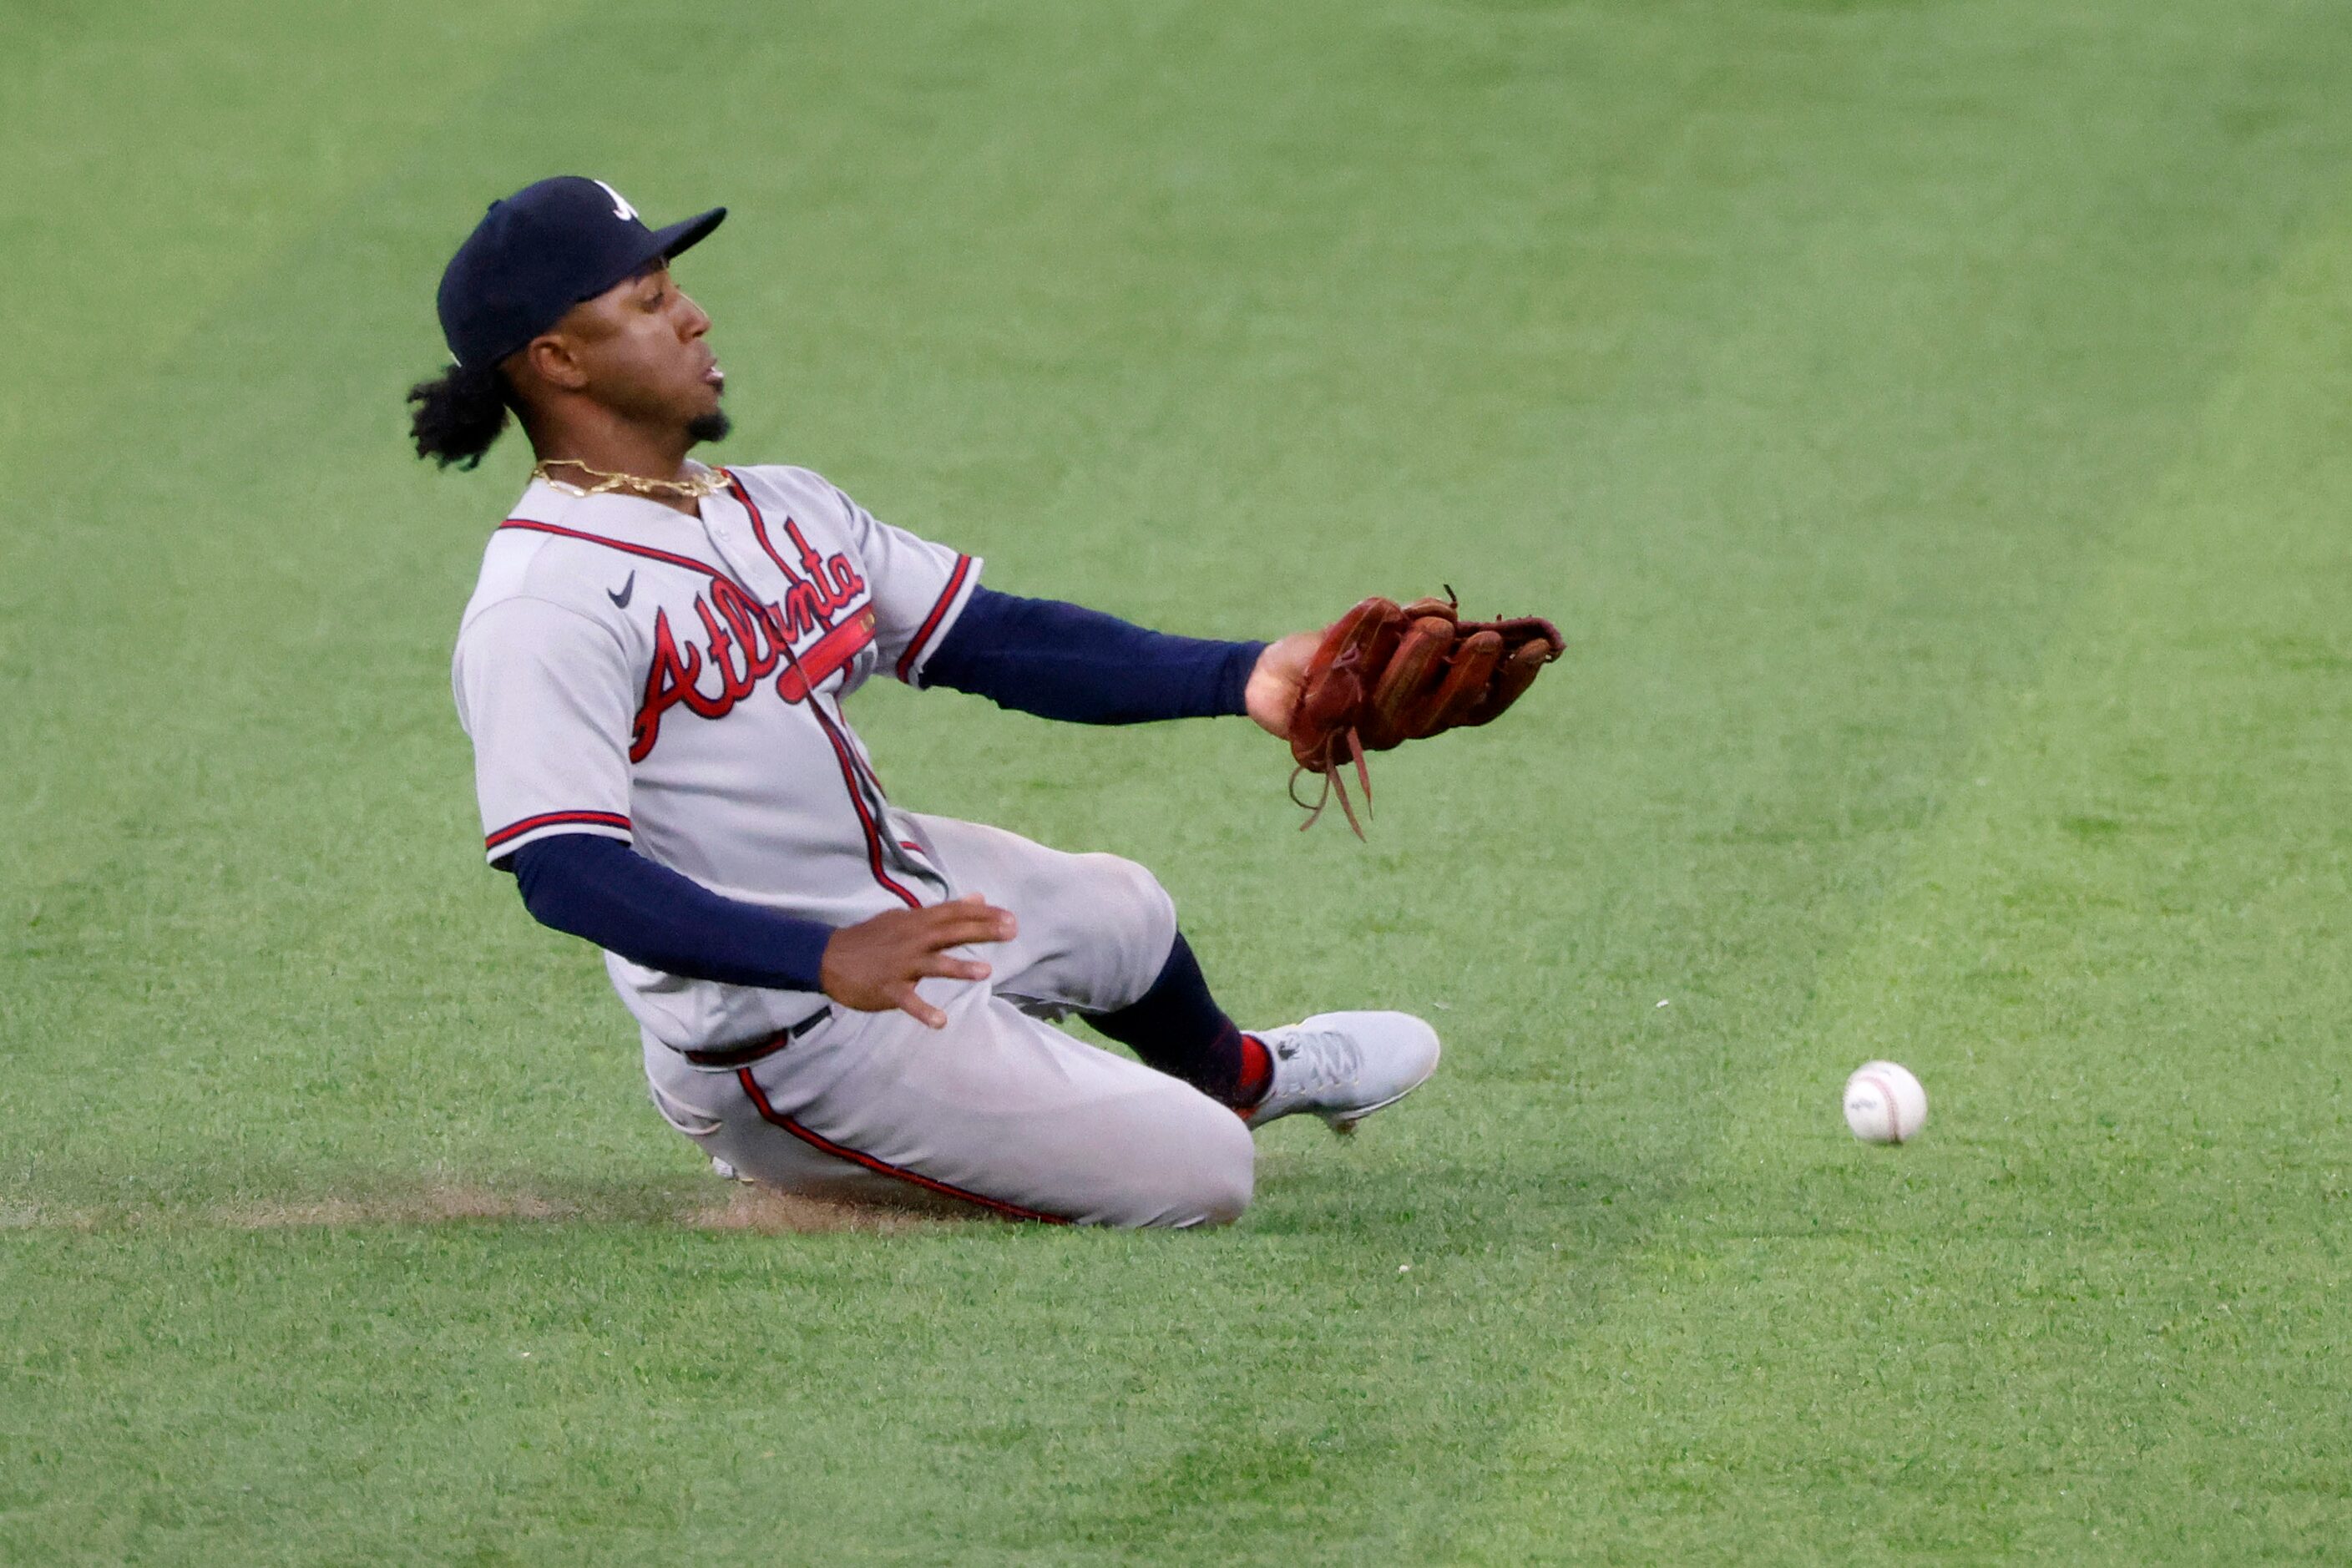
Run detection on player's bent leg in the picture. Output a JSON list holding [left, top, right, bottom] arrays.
[[901, 813, 1176, 1015], [903, 813, 1276, 1110], [641, 989, 1253, 1229]]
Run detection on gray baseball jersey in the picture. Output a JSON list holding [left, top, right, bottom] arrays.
[[452, 463, 979, 1052]]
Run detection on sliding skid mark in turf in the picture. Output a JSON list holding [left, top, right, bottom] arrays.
[[0, 1181, 944, 1235]]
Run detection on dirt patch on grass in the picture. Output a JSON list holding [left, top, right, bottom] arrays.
[[0, 1181, 956, 1235]]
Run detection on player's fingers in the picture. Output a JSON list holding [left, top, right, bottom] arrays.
[[913, 953, 992, 984], [916, 919, 1013, 955], [915, 902, 1017, 948], [888, 982, 948, 1030], [942, 893, 1013, 929]]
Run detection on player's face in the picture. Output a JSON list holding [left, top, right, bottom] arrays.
[[559, 260, 725, 431]]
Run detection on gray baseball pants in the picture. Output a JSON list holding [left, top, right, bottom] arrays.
[[639, 814, 1256, 1227]]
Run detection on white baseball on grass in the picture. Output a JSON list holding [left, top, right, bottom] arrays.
[[1844, 1061, 1927, 1144]]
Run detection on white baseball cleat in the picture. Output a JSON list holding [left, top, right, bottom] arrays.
[[1242, 1011, 1442, 1133]]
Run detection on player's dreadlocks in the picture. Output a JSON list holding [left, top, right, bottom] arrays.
[[407, 360, 514, 470]]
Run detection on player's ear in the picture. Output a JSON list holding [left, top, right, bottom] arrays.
[[518, 331, 590, 393]]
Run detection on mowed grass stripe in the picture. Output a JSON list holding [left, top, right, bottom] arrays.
[[0, 0, 579, 903], [1452, 205, 2352, 1565], [3, 2, 2349, 1563], [0, 0, 581, 530], [813, 2, 2352, 1558]]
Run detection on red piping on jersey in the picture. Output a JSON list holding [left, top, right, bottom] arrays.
[[485, 809, 630, 851], [898, 554, 974, 683], [834, 701, 893, 802], [807, 697, 924, 909], [498, 518, 734, 582], [734, 1068, 1072, 1224]]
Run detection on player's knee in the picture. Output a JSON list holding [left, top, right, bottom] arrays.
[[1076, 852, 1178, 1003], [1162, 1100, 1255, 1229], [1188, 1146, 1255, 1228]]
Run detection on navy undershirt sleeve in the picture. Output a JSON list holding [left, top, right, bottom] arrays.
[[921, 586, 1265, 724], [509, 834, 830, 992]]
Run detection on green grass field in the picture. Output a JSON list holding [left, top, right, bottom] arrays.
[[6, 0, 2351, 1560]]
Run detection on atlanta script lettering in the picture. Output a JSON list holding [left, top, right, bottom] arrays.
[[631, 518, 873, 761]]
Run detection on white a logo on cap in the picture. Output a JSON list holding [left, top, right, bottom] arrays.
[[593, 180, 640, 224]]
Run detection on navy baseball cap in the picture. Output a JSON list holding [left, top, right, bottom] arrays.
[[436, 176, 726, 369]]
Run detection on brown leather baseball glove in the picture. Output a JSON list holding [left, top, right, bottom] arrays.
[[1287, 591, 1565, 836]]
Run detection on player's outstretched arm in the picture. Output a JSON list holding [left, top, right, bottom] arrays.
[[921, 588, 1268, 725], [821, 893, 1018, 1029]]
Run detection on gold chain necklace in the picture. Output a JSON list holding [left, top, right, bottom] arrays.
[[531, 458, 732, 502]]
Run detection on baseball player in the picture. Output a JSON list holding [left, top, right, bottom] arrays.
[[409, 177, 1442, 1227]]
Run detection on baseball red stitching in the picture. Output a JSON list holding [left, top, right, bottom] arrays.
[[1863, 1070, 1906, 1142]]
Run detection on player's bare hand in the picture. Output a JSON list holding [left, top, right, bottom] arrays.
[[819, 893, 1016, 1029], [1246, 630, 1321, 737]]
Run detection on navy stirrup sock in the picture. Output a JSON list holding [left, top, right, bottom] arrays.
[[1090, 933, 1271, 1109]]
